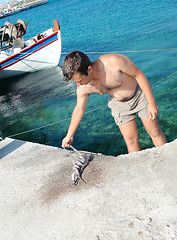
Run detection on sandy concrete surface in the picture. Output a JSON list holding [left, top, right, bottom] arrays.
[[0, 138, 177, 240]]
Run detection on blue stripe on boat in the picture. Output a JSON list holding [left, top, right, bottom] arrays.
[[0, 32, 58, 69]]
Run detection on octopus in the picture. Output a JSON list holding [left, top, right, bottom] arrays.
[[69, 146, 94, 186]]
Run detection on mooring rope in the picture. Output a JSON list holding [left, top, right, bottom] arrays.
[[3, 46, 177, 57], [6, 105, 107, 138], [61, 47, 177, 55], [2, 68, 177, 140], [151, 70, 177, 86]]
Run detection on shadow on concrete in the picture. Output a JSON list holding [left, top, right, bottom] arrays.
[[0, 139, 25, 159]]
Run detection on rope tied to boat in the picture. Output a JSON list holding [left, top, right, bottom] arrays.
[[61, 47, 177, 55]]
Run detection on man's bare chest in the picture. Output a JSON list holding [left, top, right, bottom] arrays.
[[90, 70, 125, 93]]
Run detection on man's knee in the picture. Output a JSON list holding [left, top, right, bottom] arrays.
[[124, 134, 141, 152], [141, 117, 163, 139], [147, 127, 162, 138], [124, 134, 139, 146]]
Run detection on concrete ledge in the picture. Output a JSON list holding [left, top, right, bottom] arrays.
[[0, 138, 177, 239]]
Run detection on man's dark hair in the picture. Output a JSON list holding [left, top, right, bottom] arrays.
[[62, 50, 92, 81]]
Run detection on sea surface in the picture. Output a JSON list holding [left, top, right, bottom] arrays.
[[0, 0, 177, 156]]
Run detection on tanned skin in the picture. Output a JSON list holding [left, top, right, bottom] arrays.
[[62, 54, 166, 153]]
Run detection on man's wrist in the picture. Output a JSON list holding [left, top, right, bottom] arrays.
[[147, 95, 156, 104], [66, 133, 74, 139]]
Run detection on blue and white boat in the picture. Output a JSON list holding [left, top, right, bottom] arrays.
[[0, 19, 61, 80]]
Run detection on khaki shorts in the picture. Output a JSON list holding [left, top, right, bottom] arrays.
[[108, 85, 149, 125]]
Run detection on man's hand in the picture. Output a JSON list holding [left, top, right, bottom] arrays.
[[148, 102, 159, 120], [62, 135, 73, 148]]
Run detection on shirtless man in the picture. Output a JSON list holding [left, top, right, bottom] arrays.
[[62, 50, 166, 153]]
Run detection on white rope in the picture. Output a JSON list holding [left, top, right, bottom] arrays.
[[6, 116, 71, 138], [61, 47, 177, 55], [3, 46, 177, 57], [6, 104, 106, 138], [152, 70, 177, 86]]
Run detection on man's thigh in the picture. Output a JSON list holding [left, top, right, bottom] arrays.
[[140, 116, 161, 136], [118, 118, 139, 141]]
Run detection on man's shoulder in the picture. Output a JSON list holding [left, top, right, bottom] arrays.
[[100, 53, 128, 65], [77, 84, 99, 96], [100, 53, 125, 59]]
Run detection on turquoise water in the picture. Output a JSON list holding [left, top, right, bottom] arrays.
[[0, 0, 177, 155]]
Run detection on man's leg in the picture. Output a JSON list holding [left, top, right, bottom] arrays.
[[140, 116, 167, 147], [118, 118, 141, 153]]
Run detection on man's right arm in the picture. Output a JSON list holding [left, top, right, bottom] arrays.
[[62, 90, 89, 148]]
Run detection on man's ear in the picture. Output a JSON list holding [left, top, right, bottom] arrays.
[[87, 66, 92, 73]]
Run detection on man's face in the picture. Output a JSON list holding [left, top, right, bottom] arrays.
[[71, 66, 93, 86]]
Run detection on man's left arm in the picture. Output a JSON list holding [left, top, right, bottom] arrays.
[[120, 55, 158, 119], [134, 68, 158, 120]]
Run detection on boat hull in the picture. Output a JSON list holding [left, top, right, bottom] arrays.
[[0, 28, 61, 80]]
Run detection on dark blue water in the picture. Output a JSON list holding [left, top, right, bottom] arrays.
[[0, 0, 177, 155]]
